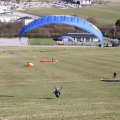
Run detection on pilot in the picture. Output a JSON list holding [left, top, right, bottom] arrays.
[[53, 88, 61, 98], [113, 72, 117, 78]]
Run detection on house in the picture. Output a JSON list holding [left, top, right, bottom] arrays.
[[71, 0, 92, 5], [60, 33, 100, 45], [0, 14, 20, 22], [17, 16, 34, 25]]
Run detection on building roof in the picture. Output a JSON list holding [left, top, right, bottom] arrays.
[[17, 16, 33, 21], [73, 0, 92, 1], [20, 16, 32, 19], [63, 33, 97, 38]]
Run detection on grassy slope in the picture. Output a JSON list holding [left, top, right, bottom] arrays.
[[19, 5, 120, 25], [0, 46, 120, 120], [30, 38, 55, 45]]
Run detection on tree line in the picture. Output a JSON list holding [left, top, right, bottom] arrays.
[[0, 17, 120, 39]]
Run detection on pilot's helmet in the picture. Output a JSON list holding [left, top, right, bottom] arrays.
[[56, 88, 59, 90]]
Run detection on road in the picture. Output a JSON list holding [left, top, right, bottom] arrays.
[[13, 11, 39, 19], [0, 37, 29, 46]]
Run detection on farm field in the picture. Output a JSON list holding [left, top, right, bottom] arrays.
[[0, 46, 120, 120], [19, 5, 120, 25]]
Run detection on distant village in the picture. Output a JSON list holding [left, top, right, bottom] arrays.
[[0, 0, 106, 24]]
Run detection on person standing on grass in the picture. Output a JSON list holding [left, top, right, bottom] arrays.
[[113, 72, 117, 78], [52, 57, 54, 61], [53, 88, 61, 98], [53, 86, 63, 98]]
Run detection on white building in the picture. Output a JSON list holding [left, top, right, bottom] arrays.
[[81, 0, 92, 5], [17, 16, 34, 25], [0, 5, 10, 14], [0, 15, 20, 22], [72, 0, 92, 5], [61, 33, 100, 46]]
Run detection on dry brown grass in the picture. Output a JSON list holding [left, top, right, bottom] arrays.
[[0, 46, 120, 120], [104, 0, 120, 3]]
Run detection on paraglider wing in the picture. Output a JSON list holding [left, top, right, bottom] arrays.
[[19, 15, 104, 44]]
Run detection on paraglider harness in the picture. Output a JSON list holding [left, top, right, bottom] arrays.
[[53, 86, 62, 98]]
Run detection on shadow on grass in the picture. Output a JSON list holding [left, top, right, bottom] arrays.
[[41, 97, 54, 99], [0, 95, 14, 97], [40, 50, 56, 52], [101, 80, 120, 82]]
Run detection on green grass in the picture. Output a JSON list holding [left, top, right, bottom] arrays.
[[19, 5, 120, 25], [30, 38, 55, 45], [0, 46, 120, 119]]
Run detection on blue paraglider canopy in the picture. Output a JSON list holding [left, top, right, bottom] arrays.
[[19, 15, 104, 44]]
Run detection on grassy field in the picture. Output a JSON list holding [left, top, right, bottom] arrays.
[[30, 38, 55, 45], [19, 5, 120, 25], [0, 46, 120, 120]]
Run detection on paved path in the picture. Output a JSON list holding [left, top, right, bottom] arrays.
[[0, 37, 29, 46], [13, 11, 39, 19]]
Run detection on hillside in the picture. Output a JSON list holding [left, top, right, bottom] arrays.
[[106, 0, 120, 3]]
